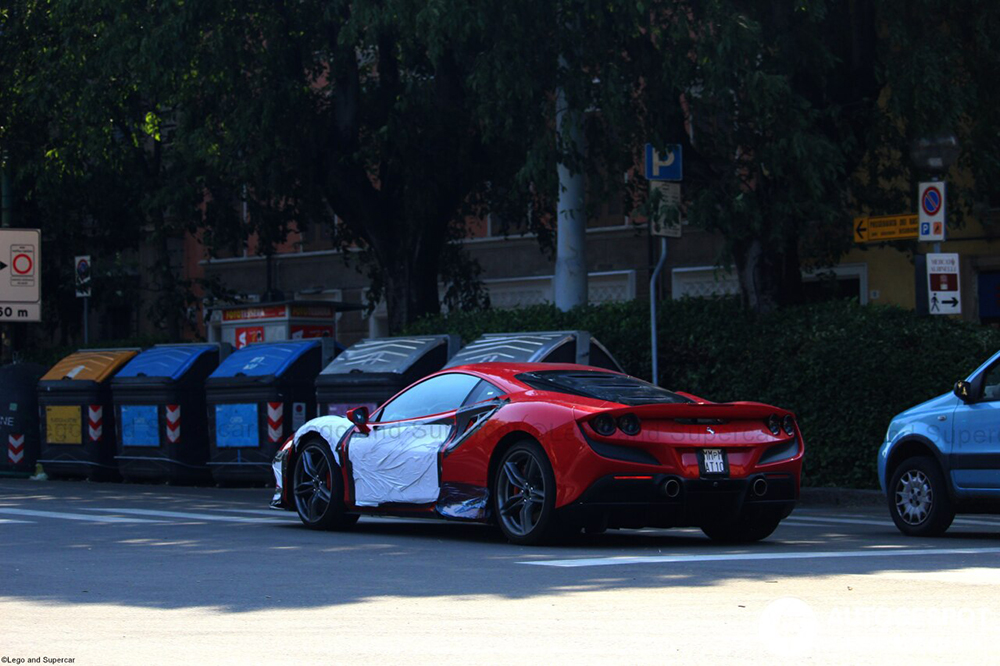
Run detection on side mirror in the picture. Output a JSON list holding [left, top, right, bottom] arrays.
[[346, 406, 370, 434], [954, 380, 973, 402]]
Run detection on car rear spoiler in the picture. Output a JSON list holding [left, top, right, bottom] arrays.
[[584, 402, 793, 422]]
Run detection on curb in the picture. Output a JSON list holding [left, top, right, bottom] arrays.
[[799, 487, 884, 507]]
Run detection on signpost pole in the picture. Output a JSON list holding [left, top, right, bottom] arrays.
[[650, 237, 667, 386], [83, 297, 89, 345], [644, 142, 683, 386], [1, 155, 11, 364]]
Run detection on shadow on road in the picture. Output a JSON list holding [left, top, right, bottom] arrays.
[[2, 478, 998, 613]]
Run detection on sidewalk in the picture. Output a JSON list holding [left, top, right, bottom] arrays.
[[799, 486, 883, 507]]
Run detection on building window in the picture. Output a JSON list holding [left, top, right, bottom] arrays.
[[671, 263, 869, 304], [671, 266, 740, 299], [802, 263, 868, 305], [977, 271, 1000, 325], [481, 271, 636, 309]]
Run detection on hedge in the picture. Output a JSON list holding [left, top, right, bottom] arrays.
[[408, 298, 1000, 488]]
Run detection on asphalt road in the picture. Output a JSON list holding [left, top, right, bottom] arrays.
[[1, 478, 999, 665]]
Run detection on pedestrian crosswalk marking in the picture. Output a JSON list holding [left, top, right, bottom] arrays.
[[85, 508, 294, 523], [521, 546, 1000, 568], [0, 508, 164, 523]]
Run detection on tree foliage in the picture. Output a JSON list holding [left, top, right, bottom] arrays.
[[1, 0, 217, 339], [3, 0, 1000, 339]]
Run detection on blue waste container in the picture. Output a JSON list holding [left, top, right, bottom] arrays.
[[112, 343, 230, 484], [206, 339, 334, 485]]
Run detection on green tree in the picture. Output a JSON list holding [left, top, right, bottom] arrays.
[[860, 0, 1000, 222], [642, 1, 880, 312], [166, 0, 691, 331], [0, 0, 212, 340]]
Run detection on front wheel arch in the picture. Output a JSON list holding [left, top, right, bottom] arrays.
[[885, 437, 952, 500], [487, 431, 544, 511]]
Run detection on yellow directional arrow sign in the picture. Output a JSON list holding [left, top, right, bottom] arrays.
[[853, 214, 919, 244]]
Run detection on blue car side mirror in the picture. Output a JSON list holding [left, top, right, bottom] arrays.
[[954, 380, 973, 402]]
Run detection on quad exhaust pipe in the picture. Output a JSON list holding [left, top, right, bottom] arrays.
[[663, 478, 681, 498], [752, 477, 768, 497]]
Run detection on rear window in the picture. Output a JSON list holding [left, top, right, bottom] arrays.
[[515, 370, 692, 406]]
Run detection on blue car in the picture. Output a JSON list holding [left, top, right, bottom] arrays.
[[879, 351, 1000, 536]]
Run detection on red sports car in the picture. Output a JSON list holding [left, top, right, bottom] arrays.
[[270, 363, 804, 544]]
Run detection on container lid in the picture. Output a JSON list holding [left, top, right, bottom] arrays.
[[41, 350, 139, 383], [444, 331, 581, 368], [116, 344, 218, 381], [209, 340, 319, 379], [0, 362, 45, 400], [320, 336, 453, 375]]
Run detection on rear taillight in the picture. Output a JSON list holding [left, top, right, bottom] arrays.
[[782, 415, 796, 436], [617, 413, 641, 436], [591, 414, 617, 436], [766, 414, 781, 436]]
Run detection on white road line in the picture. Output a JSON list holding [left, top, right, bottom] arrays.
[[952, 517, 1000, 527], [793, 513, 1000, 529], [0, 518, 35, 524], [85, 508, 294, 523], [786, 515, 893, 527], [799, 510, 1000, 527], [0, 508, 164, 524], [192, 508, 296, 517], [779, 521, 842, 528], [520, 546, 1000, 568]]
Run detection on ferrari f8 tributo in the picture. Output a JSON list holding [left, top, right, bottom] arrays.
[[270, 363, 803, 544]]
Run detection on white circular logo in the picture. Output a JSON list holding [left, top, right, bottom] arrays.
[[758, 596, 818, 657]]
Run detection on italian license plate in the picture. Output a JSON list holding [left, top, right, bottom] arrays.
[[700, 448, 726, 475]]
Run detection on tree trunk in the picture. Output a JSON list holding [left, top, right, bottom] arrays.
[[382, 252, 442, 334], [367, 219, 444, 334], [733, 235, 805, 314], [156, 215, 181, 341], [778, 233, 804, 306], [734, 238, 776, 313]]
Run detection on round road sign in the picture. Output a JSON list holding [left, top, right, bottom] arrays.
[[922, 186, 943, 216], [12, 253, 33, 275]]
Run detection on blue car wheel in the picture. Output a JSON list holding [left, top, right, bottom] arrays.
[[887, 456, 955, 537]]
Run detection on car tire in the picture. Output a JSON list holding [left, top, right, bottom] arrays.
[[293, 439, 357, 530], [492, 441, 560, 546], [888, 455, 954, 537], [701, 507, 784, 543]]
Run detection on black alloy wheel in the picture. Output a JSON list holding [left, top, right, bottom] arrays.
[[493, 441, 559, 545], [293, 439, 357, 530]]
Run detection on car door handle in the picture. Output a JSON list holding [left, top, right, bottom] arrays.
[[937, 416, 947, 421]]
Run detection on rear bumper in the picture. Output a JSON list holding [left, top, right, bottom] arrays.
[[562, 473, 797, 529]]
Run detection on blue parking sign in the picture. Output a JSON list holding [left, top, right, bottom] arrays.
[[645, 144, 683, 181]]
